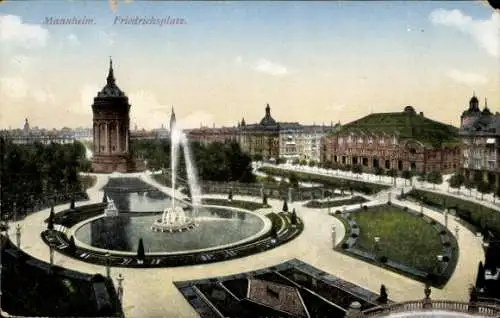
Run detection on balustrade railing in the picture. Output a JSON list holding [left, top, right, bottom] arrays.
[[362, 300, 500, 317]]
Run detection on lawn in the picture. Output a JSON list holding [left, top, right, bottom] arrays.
[[304, 196, 367, 208], [354, 205, 444, 274]]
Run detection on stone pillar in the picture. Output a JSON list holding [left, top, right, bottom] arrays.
[[116, 121, 119, 153], [444, 209, 448, 228], [288, 188, 292, 203], [345, 301, 363, 318], [104, 123, 109, 153], [125, 128, 129, 153], [331, 226, 337, 248], [15, 224, 21, 248], [422, 284, 432, 309], [96, 122, 100, 153]]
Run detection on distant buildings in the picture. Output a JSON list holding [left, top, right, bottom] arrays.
[[459, 94, 499, 186], [320, 106, 460, 174], [185, 104, 337, 161], [0, 118, 77, 145]]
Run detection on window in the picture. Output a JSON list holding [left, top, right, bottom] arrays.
[[338, 137, 343, 144], [368, 136, 373, 144]]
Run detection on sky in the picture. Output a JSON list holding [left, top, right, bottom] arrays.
[[0, 0, 498, 130]]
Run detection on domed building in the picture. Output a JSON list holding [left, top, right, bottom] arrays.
[[459, 93, 499, 187], [321, 106, 461, 174]]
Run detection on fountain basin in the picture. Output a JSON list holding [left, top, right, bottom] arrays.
[[72, 205, 271, 255]]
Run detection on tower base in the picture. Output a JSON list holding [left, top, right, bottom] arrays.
[[91, 154, 146, 173]]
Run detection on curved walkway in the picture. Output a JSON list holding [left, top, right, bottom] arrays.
[[9, 170, 484, 318]]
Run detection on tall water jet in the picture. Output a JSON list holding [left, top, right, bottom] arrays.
[[151, 111, 199, 232]]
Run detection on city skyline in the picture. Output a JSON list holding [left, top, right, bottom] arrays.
[[0, 1, 499, 129]]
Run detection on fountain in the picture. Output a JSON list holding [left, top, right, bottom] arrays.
[[104, 196, 119, 217], [151, 124, 201, 232]]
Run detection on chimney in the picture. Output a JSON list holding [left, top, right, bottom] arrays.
[[419, 112, 424, 117]]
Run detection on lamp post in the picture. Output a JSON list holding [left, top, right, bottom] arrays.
[[327, 190, 332, 214], [455, 225, 459, 240], [436, 254, 444, 275], [117, 273, 124, 303], [374, 236, 380, 260], [332, 226, 337, 248], [444, 208, 448, 228], [15, 224, 21, 248], [105, 252, 111, 279], [49, 245, 54, 272]]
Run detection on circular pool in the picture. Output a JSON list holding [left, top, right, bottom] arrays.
[[74, 205, 270, 254]]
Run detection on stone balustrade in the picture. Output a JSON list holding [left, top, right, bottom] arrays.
[[359, 300, 500, 317]]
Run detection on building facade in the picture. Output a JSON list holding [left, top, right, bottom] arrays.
[[0, 119, 76, 145], [459, 94, 499, 186], [321, 106, 460, 174], [91, 59, 144, 173], [183, 104, 336, 161]]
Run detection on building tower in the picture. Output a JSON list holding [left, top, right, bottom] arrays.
[[169, 106, 176, 132], [91, 58, 140, 173], [23, 118, 30, 135]]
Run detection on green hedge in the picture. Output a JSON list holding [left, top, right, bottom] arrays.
[[201, 198, 270, 211], [304, 196, 367, 208], [407, 189, 500, 238], [258, 167, 389, 195]]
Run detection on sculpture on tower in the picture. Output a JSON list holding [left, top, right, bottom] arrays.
[[91, 58, 145, 173]]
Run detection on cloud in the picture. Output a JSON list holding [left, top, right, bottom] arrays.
[[430, 9, 500, 57], [327, 104, 346, 111], [0, 15, 49, 48], [10, 55, 37, 72], [32, 88, 56, 104], [66, 33, 80, 46], [177, 111, 215, 129], [252, 59, 289, 76], [447, 69, 488, 85], [0, 77, 28, 100], [235, 56, 243, 64], [98, 31, 116, 46]]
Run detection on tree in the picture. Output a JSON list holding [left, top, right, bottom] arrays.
[[102, 192, 108, 203], [292, 158, 301, 165], [282, 199, 288, 212], [417, 172, 427, 186], [386, 169, 398, 184], [377, 284, 388, 304], [427, 171, 443, 189], [374, 167, 384, 181], [449, 174, 465, 194], [477, 181, 492, 200], [288, 172, 299, 189], [464, 179, 475, 196], [70, 196, 76, 209], [291, 208, 298, 225], [351, 164, 363, 178], [263, 193, 268, 205], [137, 238, 145, 262], [308, 160, 316, 167], [270, 225, 278, 239], [228, 189, 233, 201], [476, 261, 485, 290], [401, 170, 413, 186], [68, 235, 76, 254], [47, 206, 55, 230]]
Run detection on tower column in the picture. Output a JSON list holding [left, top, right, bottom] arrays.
[[105, 122, 109, 153], [97, 122, 101, 153], [125, 127, 129, 152], [116, 121, 120, 153]]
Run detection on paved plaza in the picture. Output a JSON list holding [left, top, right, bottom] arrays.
[[10, 165, 487, 317]]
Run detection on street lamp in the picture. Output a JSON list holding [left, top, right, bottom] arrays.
[[49, 245, 54, 272], [15, 224, 21, 248], [331, 226, 337, 248], [117, 273, 124, 303], [105, 252, 111, 279], [436, 255, 444, 275], [374, 236, 380, 259]]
